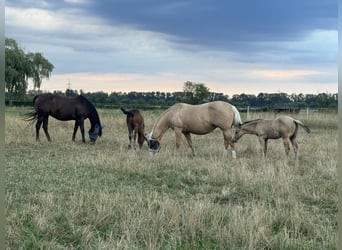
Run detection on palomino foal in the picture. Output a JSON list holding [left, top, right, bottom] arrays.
[[233, 116, 310, 159], [120, 108, 147, 149]]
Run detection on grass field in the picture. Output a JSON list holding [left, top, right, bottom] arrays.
[[5, 106, 337, 249]]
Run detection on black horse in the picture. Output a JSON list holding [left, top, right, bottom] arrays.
[[24, 93, 103, 142]]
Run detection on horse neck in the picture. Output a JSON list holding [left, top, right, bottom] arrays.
[[87, 109, 101, 131], [241, 121, 260, 135], [152, 112, 170, 140]]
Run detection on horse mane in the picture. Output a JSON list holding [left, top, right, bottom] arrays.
[[79, 95, 102, 136], [242, 118, 262, 125]]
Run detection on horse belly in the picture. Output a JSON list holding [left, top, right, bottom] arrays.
[[182, 123, 216, 135], [266, 131, 281, 139], [50, 112, 76, 121]]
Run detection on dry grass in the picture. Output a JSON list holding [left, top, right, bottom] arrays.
[[6, 106, 337, 249]]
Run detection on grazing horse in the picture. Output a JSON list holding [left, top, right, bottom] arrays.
[[147, 101, 242, 158], [232, 116, 311, 159], [24, 93, 103, 142], [120, 107, 147, 149]]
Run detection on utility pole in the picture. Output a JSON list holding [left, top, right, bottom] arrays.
[[67, 79, 71, 90]]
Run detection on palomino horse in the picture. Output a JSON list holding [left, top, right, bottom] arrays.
[[147, 101, 242, 158], [232, 116, 310, 159], [24, 93, 103, 142], [120, 107, 147, 149]]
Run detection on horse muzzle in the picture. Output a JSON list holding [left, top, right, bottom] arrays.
[[148, 139, 160, 155], [88, 132, 98, 142]]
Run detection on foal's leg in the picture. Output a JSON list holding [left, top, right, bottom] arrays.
[[137, 128, 145, 149], [290, 137, 298, 160], [258, 137, 267, 157], [42, 117, 51, 142], [183, 132, 195, 156], [133, 124, 139, 149], [282, 137, 291, 157], [174, 128, 183, 151], [223, 130, 236, 158], [72, 120, 79, 141]]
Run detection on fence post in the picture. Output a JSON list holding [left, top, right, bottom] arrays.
[[247, 106, 250, 120]]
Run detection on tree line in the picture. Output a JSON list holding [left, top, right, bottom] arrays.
[[18, 88, 336, 111]]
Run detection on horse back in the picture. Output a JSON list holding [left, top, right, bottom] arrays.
[[256, 117, 296, 138], [169, 101, 234, 132], [125, 109, 145, 130], [34, 94, 89, 120]]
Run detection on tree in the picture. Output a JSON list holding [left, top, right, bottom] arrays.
[[182, 81, 210, 104], [5, 38, 31, 105], [5, 38, 54, 105], [28, 52, 54, 91]]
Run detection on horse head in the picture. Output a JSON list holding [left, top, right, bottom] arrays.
[[88, 124, 104, 142], [232, 124, 242, 143], [146, 132, 160, 155]]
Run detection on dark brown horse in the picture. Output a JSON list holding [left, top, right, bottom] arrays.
[[120, 107, 147, 149], [232, 116, 310, 159], [24, 93, 103, 142]]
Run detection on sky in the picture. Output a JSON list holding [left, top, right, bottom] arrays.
[[5, 0, 338, 96]]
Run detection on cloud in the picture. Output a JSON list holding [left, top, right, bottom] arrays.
[[5, 1, 337, 95], [87, 0, 337, 49]]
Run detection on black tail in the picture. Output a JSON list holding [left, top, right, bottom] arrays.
[[120, 107, 134, 116], [22, 110, 38, 125], [22, 95, 39, 124]]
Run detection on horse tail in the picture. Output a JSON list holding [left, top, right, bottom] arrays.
[[79, 95, 102, 136], [231, 105, 242, 127], [120, 107, 134, 116], [22, 110, 38, 125], [32, 94, 39, 104], [294, 119, 311, 133], [22, 95, 40, 124]]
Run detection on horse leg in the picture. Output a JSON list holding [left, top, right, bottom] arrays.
[[183, 132, 195, 156], [258, 137, 267, 157], [174, 128, 183, 151], [128, 128, 133, 149], [282, 137, 291, 157], [223, 130, 236, 158], [133, 126, 138, 149], [291, 137, 298, 160], [42, 117, 51, 142], [72, 120, 79, 141], [79, 119, 85, 143], [35, 118, 43, 141], [137, 128, 145, 149]]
